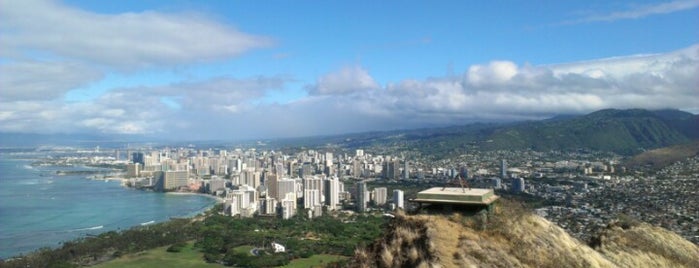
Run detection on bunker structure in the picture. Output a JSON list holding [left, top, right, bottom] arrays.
[[409, 187, 500, 213]]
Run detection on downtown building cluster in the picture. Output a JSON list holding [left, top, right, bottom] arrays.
[[124, 148, 406, 219]]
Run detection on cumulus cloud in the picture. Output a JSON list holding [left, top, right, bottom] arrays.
[[294, 44, 699, 133], [467, 61, 518, 86], [0, 44, 697, 139], [0, 60, 102, 101], [0, 76, 286, 135], [307, 66, 380, 95], [0, 0, 270, 68]]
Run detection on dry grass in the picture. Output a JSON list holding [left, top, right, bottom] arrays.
[[595, 222, 699, 268], [349, 212, 440, 268], [351, 199, 699, 268]]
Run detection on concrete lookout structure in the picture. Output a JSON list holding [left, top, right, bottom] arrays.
[[410, 187, 500, 213]]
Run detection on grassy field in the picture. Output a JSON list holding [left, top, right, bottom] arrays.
[[94, 242, 345, 268], [232, 245, 255, 255], [93, 242, 219, 268], [281, 254, 347, 268]]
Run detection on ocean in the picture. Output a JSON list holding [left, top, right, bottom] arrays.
[[0, 151, 216, 259]]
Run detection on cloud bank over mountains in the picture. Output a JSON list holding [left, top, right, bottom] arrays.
[[0, 0, 697, 140], [2, 44, 695, 140]]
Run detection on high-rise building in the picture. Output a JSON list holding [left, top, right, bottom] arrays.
[[208, 178, 226, 193], [300, 163, 313, 178], [355, 149, 364, 157], [393, 189, 404, 210], [356, 181, 368, 212], [281, 194, 297, 219], [324, 176, 340, 210], [492, 177, 502, 189], [154, 170, 188, 191], [262, 197, 277, 215], [266, 173, 278, 200], [325, 152, 333, 167], [287, 162, 296, 177], [303, 176, 323, 192], [512, 177, 525, 193], [241, 170, 261, 188], [132, 152, 145, 165], [276, 178, 296, 201], [275, 163, 285, 176], [500, 159, 507, 179], [304, 189, 321, 210], [403, 160, 409, 180], [374, 187, 388, 205], [323, 165, 334, 177], [352, 159, 362, 177], [382, 160, 400, 180], [225, 187, 257, 217], [228, 196, 239, 216], [126, 163, 141, 177]]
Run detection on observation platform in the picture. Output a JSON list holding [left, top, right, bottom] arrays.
[[409, 187, 499, 213]]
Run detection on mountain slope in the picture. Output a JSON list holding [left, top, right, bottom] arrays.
[[334, 108, 697, 156], [593, 220, 699, 268], [624, 141, 699, 169], [351, 203, 699, 268], [479, 109, 696, 154]]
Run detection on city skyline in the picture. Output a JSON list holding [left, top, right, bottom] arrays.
[[1, 0, 697, 140]]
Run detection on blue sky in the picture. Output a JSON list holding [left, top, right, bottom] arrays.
[[1, 0, 697, 140]]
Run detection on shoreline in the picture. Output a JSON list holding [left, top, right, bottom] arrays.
[[2, 170, 220, 260], [165, 192, 224, 219], [165, 191, 225, 204]]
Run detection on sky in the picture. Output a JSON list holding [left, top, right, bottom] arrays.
[[0, 0, 697, 140]]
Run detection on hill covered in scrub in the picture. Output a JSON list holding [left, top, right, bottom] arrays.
[[624, 141, 699, 170], [267, 108, 698, 157], [350, 202, 699, 268]]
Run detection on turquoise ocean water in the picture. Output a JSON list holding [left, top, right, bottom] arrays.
[[0, 151, 216, 259]]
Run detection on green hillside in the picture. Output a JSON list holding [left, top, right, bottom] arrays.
[[480, 109, 696, 154], [315, 108, 698, 156]]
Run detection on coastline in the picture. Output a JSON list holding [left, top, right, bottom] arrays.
[[164, 192, 224, 219], [0, 158, 220, 259], [166, 191, 225, 204]]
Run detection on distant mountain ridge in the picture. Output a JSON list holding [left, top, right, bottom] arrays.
[[478, 109, 698, 154], [291, 108, 698, 156], [1, 108, 696, 155]]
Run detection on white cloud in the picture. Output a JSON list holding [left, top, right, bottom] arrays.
[[569, 0, 699, 24], [0, 60, 102, 101], [307, 66, 380, 95], [0, 76, 287, 135], [293, 44, 699, 133], [0, 44, 696, 139], [467, 61, 518, 86], [151, 76, 287, 112], [0, 0, 270, 68]]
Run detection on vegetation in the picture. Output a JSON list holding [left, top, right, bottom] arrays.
[[280, 254, 347, 268], [268, 108, 698, 157], [0, 204, 387, 268], [0, 217, 200, 267], [624, 140, 699, 170], [93, 242, 218, 268], [195, 211, 386, 266], [350, 199, 699, 268]]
